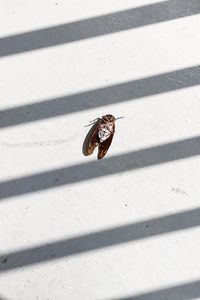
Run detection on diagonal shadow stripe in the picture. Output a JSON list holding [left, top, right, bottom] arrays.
[[0, 135, 200, 200], [0, 297, 9, 300], [0, 0, 199, 57], [108, 280, 200, 299], [1, 65, 200, 129], [1, 207, 200, 272]]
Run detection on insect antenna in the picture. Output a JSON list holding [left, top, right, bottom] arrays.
[[115, 116, 124, 120], [84, 118, 101, 127], [90, 117, 100, 123]]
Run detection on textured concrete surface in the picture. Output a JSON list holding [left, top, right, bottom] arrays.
[[0, 1, 200, 299]]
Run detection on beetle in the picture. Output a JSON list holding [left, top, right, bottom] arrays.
[[83, 114, 123, 159]]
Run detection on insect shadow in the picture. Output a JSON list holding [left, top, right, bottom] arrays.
[[82, 119, 100, 156]]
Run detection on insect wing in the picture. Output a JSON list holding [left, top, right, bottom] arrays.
[[97, 125, 115, 159], [83, 119, 101, 156]]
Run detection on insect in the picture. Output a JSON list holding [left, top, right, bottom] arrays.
[[83, 114, 123, 160]]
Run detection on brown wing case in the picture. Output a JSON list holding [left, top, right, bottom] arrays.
[[97, 130, 114, 159], [82, 119, 101, 156]]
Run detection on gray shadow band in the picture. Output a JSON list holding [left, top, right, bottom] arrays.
[[0, 135, 200, 200], [0, 0, 199, 57], [0, 207, 200, 272], [108, 280, 200, 300], [1, 65, 200, 129]]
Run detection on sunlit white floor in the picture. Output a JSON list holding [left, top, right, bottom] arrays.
[[0, 1, 200, 299]]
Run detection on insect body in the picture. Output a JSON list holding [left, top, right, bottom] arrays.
[[84, 114, 120, 160]]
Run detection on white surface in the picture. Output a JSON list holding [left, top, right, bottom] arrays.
[[0, 1, 200, 299]]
